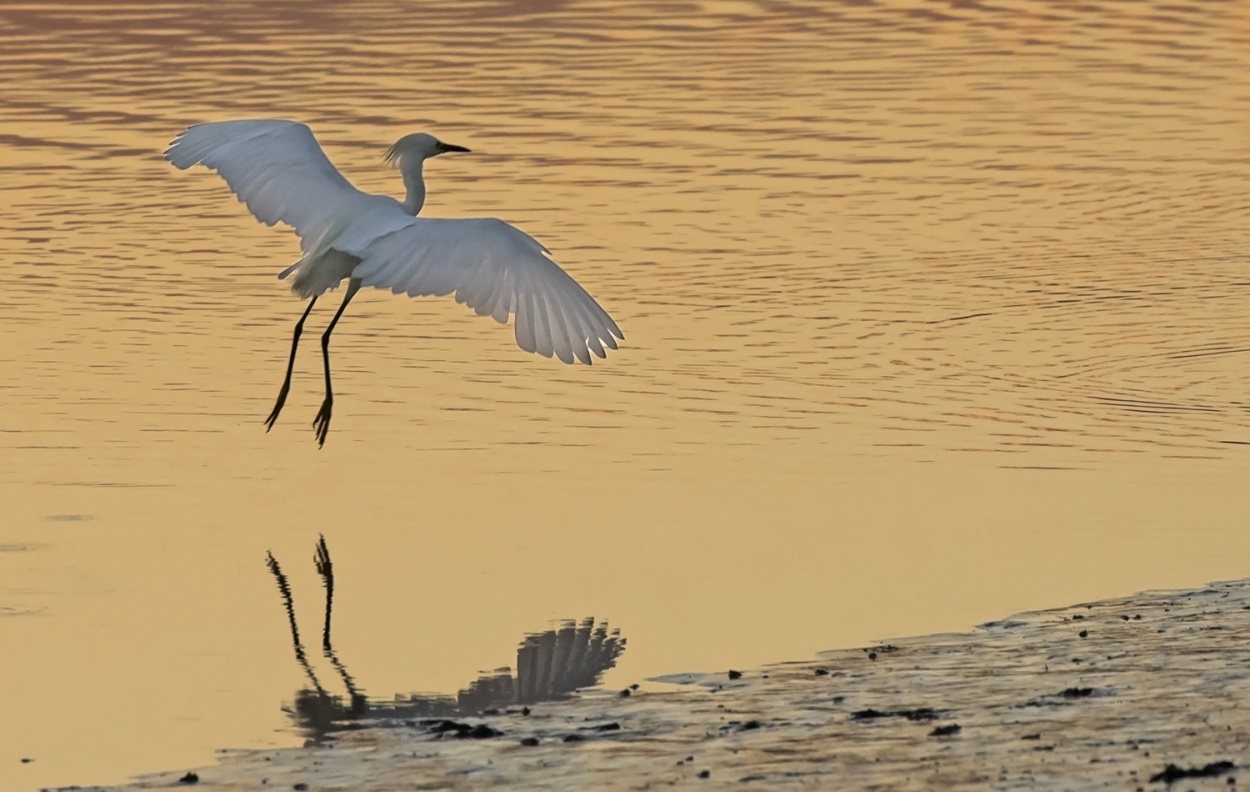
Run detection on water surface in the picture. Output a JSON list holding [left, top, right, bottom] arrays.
[[1, 1, 1248, 788]]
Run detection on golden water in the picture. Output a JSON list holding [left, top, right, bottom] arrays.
[[1, 1, 1247, 788]]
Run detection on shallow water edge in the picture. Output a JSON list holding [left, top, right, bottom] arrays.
[[56, 577, 1250, 791]]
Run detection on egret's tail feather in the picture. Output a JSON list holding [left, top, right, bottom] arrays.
[[283, 249, 361, 299]]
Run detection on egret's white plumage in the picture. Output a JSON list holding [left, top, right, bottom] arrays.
[[165, 119, 622, 445]]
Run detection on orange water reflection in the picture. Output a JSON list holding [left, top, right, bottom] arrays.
[[1, 0, 1248, 789]]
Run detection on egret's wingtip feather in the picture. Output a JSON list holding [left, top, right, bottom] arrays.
[[163, 135, 194, 170]]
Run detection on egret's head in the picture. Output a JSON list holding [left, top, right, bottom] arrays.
[[384, 132, 470, 169]]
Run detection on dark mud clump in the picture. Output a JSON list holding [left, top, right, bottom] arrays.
[[1148, 761, 1235, 783], [1024, 688, 1098, 707], [852, 707, 942, 722], [425, 720, 503, 739]]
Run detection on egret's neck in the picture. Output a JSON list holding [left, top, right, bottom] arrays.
[[400, 160, 427, 215]]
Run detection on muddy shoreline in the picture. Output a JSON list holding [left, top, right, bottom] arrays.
[[63, 579, 1250, 790]]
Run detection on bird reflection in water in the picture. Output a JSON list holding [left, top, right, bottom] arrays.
[[265, 537, 626, 738]]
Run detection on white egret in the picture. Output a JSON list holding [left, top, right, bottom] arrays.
[[165, 119, 623, 446]]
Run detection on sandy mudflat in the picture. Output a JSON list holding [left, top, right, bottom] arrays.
[[64, 579, 1250, 790]]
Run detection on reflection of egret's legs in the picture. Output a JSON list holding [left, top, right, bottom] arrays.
[[266, 551, 327, 697], [314, 536, 366, 713], [314, 535, 335, 653]]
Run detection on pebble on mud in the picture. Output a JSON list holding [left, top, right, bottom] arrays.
[[728, 670, 742, 680], [178, 771, 199, 784], [930, 724, 962, 737]]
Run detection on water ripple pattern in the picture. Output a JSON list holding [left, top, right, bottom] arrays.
[[1, 1, 1247, 465]]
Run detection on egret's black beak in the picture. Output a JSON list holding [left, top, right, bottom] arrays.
[[436, 141, 471, 154]]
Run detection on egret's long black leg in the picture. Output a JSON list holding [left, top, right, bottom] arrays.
[[265, 296, 318, 431], [312, 278, 361, 448]]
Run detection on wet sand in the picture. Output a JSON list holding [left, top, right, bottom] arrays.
[[60, 578, 1250, 790]]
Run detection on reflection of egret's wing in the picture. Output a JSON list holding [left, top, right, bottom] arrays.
[[456, 667, 516, 714], [397, 618, 626, 716], [284, 617, 626, 732], [514, 618, 626, 705]]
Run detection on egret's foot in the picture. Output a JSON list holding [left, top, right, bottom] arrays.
[[312, 397, 333, 448], [264, 387, 290, 432]]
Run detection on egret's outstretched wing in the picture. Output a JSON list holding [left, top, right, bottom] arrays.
[[165, 120, 379, 253], [355, 218, 623, 364]]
